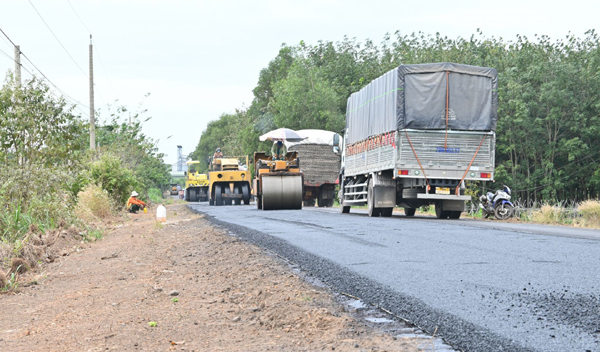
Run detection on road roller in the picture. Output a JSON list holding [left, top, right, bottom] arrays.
[[253, 151, 303, 210], [208, 156, 252, 206]]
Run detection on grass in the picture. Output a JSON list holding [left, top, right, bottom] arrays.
[[148, 187, 164, 203]]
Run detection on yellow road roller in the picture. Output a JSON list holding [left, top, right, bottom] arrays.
[[253, 151, 303, 210], [208, 156, 252, 206]]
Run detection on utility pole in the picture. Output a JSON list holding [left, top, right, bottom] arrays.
[[14, 45, 21, 86], [89, 34, 95, 150]]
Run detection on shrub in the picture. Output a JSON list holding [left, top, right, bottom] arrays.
[[531, 205, 567, 224], [576, 200, 600, 228], [75, 184, 113, 222], [148, 187, 163, 204], [87, 153, 139, 206]]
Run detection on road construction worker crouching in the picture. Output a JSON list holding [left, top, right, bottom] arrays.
[[127, 191, 147, 213], [271, 141, 287, 161]]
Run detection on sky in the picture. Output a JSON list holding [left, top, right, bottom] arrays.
[[1, 0, 598, 167]]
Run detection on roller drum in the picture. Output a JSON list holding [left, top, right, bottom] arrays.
[[261, 175, 303, 210]]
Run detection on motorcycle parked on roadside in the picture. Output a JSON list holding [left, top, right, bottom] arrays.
[[479, 185, 514, 220]]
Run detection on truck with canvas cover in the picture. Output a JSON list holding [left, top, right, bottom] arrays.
[[184, 161, 209, 202], [286, 129, 341, 207], [337, 62, 497, 219], [208, 156, 251, 206]]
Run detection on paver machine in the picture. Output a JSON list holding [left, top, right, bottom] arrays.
[[208, 156, 252, 206], [253, 151, 303, 210], [184, 161, 209, 202]]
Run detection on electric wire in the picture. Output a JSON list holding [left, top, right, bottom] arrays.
[[27, 0, 88, 77], [66, 0, 117, 101], [66, 0, 91, 34], [0, 27, 90, 117]]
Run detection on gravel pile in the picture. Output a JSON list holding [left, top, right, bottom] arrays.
[[289, 144, 339, 185]]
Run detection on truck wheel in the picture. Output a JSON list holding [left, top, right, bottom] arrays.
[[435, 202, 449, 219], [404, 208, 416, 217], [367, 178, 381, 217], [341, 205, 350, 213], [448, 211, 462, 219], [381, 208, 393, 217]]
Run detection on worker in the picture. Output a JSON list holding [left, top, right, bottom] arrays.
[[271, 140, 287, 161], [126, 191, 147, 214], [213, 148, 223, 159]]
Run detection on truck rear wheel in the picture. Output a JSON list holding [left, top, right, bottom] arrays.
[[381, 208, 393, 217], [404, 208, 416, 217], [435, 202, 449, 219], [367, 178, 381, 217]]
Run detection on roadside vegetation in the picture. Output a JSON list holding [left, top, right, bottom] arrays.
[[0, 76, 171, 291]]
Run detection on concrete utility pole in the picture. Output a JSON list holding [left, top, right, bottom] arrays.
[[14, 45, 21, 86], [89, 34, 96, 150]]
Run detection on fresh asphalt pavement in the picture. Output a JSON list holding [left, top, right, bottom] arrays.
[[188, 202, 600, 352]]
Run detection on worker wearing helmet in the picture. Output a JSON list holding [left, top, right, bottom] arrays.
[[271, 140, 287, 161], [127, 191, 147, 213], [213, 148, 223, 159]]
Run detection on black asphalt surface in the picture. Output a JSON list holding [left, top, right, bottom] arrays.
[[188, 202, 600, 352]]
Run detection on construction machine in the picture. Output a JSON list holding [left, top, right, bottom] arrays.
[[253, 151, 303, 210], [208, 156, 251, 206], [184, 161, 209, 202]]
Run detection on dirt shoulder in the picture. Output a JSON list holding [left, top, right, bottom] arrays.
[[0, 203, 427, 352]]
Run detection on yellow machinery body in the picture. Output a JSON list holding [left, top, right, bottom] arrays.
[[253, 151, 303, 210], [208, 156, 252, 206], [184, 161, 209, 202]]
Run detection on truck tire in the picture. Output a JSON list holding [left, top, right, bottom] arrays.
[[367, 178, 381, 217], [381, 208, 393, 217], [435, 202, 449, 219], [449, 211, 462, 219], [341, 205, 350, 213], [404, 208, 416, 217]]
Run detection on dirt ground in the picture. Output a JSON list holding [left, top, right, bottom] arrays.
[[0, 203, 428, 352]]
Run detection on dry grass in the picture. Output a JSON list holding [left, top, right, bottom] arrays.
[[575, 200, 600, 228], [531, 205, 568, 224], [75, 184, 114, 222]]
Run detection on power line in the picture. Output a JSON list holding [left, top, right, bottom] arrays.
[[66, 0, 91, 34], [0, 26, 89, 117], [27, 0, 87, 77]]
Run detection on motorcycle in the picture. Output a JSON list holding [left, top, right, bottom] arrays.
[[479, 185, 514, 220]]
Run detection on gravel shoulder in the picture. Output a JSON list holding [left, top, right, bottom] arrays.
[[1, 203, 426, 352]]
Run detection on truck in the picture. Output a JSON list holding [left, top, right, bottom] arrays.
[[208, 156, 252, 206], [184, 161, 209, 202], [337, 62, 497, 219], [286, 129, 341, 207]]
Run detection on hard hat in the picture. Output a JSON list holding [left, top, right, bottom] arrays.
[[131, 191, 139, 197], [216, 148, 221, 152]]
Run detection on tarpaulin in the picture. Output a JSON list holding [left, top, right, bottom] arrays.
[[345, 62, 498, 144]]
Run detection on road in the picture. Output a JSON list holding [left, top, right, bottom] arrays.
[[188, 202, 600, 352]]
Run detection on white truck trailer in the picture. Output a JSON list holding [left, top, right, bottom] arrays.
[[337, 62, 497, 219]]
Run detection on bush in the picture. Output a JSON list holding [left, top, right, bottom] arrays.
[[576, 200, 600, 228], [0, 166, 73, 243], [75, 184, 113, 222], [147, 187, 163, 204], [87, 153, 139, 206]]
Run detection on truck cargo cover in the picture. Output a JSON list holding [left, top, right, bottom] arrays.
[[345, 62, 498, 144]]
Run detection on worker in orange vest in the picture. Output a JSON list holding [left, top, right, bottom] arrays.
[[126, 191, 147, 213]]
